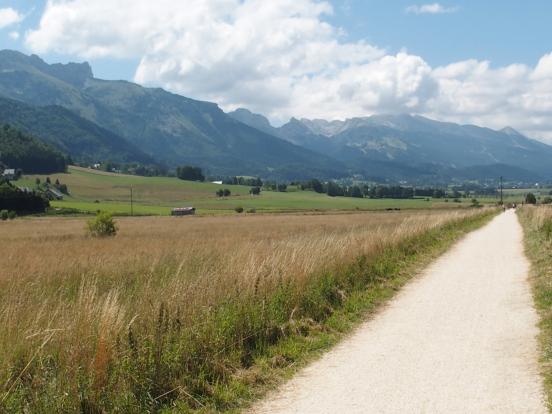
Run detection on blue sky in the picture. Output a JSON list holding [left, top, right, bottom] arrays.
[[329, 1, 552, 68], [0, 1, 552, 140]]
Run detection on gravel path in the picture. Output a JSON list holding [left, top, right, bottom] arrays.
[[252, 210, 546, 414]]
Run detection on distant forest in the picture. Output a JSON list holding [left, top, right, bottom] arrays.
[[0, 180, 49, 214], [0, 124, 68, 174]]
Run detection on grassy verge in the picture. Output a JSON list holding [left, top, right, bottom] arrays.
[[518, 206, 552, 411], [0, 210, 496, 413]]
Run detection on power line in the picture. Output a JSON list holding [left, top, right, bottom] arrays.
[[130, 187, 133, 216], [500, 176, 503, 205]]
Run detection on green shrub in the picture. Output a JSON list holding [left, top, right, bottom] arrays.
[[0, 210, 8, 220], [247, 208, 256, 214], [234, 206, 244, 214], [87, 211, 118, 237], [526, 193, 537, 205], [7, 211, 16, 220]]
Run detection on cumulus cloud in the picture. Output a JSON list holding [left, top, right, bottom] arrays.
[[405, 3, 458, 15], [427, 56, 552, 141], [9, 31, 20, 40], [279, 52, 437, 122], [0, 7, 23, 28], [27, 0, 386, 119], [24, 0, 552, 142]]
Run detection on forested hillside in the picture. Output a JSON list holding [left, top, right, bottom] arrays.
[[0, 124, 68, 173], [0, 50, 345, 180], [0, 97, 155, 166]]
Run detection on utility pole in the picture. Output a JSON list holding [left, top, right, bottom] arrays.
[[500, 176, 503, 205], [130, 187, 134, 216]]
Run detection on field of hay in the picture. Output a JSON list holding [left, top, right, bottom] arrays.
[[0, 209, 492, 412]]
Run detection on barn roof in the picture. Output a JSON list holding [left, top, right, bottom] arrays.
[[172, 207, 195, 212]]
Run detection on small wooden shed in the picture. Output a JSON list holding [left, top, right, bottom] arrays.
[[171, 207, 196, 216]]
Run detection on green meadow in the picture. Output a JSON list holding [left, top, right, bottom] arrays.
[[18, 166, 487, 215]]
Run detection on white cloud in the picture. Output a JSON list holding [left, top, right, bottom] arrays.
[[8, 31, 20, 40], [23, 0, 552, 142], [0, 7, 23, 28], [26, 0, 385, 118], [405, 3, 458, 15], [279, 52, 437, 123], [428, 57, 552, 141]]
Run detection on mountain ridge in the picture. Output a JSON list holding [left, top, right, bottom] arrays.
[[0, 50, 346, 180], [228, 108, 552, 180], [1, 49, 550, 182], [0, 96, 156, 165]]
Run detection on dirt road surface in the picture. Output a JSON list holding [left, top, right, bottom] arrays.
[[251, 210, 546, 414]]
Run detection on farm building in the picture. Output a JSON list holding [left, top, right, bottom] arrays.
[[45, 187, 64, 200], [2, 169, 15, 180], [171, 207, 196, 216]]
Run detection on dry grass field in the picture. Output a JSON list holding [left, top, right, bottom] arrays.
[[518, 206, 552, 409], [0, 209, 492, 412]]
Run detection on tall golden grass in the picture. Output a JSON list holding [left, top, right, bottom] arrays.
[[521, 205, 552, 230], [518, 205, 552, 408], [0, 210, 487, 411]]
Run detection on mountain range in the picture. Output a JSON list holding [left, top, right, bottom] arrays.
[[229, 109, 552, 182], [0, 50, 344, 180], [0, 49, 550, 182]]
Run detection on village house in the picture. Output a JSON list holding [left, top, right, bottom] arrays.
[[2, 169, 15, 181]]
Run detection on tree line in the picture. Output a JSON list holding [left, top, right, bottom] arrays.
[[299, 180, 442, 199], [92, 160, 168, 177], [172, 165, 508, 201], [222, 176, 263, 187], [0, 179, 49, 214]]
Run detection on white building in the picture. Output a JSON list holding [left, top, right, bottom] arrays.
[[2, 169, 15, 180]]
